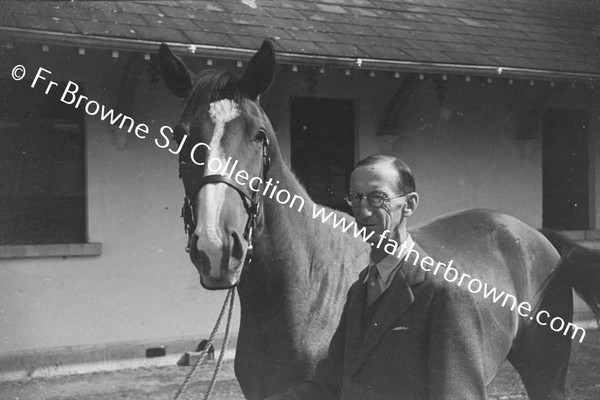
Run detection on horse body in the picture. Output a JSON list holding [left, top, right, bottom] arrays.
[[234, 153, 369, 397], [158, 40, 600, 400]]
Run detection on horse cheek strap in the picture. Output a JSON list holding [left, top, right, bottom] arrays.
[[180, 137, 269, 271]]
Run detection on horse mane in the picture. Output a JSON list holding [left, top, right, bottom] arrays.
[[181, 70, 246, 118]]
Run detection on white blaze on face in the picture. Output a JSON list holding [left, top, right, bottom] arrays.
[[195, 99, 241, 277]]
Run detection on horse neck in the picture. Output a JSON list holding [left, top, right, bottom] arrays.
[[242, 154, 363, 302]]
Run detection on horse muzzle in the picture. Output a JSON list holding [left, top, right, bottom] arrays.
[[190, 230, 247, 290]]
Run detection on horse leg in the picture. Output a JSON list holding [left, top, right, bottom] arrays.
[[507, 280, 573, 400]]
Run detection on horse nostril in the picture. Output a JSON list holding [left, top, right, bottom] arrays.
[[231, 231, 244, 261]]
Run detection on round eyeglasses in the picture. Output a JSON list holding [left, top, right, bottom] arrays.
[[345, 191, 408, 208]]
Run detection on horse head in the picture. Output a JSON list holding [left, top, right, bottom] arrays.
[[158, 41, 276, 289]]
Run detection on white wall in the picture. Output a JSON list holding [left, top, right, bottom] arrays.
[[0, 43, 597, 353], [0, 44, 238, 353]]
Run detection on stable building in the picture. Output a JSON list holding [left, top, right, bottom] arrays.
[[0, 0, 598, 373]]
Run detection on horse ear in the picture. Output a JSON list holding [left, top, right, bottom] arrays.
[[240, 40, 275, 100], [158, 43, 195, 99]]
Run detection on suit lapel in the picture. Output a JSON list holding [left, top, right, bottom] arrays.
[[347, 242, 429, 378]]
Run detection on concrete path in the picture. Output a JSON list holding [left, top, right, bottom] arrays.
[[1, 330, 598, 400]]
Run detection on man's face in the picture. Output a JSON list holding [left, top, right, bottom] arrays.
[[349, 162, 407, 243]]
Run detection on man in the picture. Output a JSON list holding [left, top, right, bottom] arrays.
[[266, 155, 489, 400]]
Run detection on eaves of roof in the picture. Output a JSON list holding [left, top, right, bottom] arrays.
[[2, 0, 599, 82], [4, 27, 599, 83]]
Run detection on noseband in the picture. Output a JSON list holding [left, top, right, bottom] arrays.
[[181, 135, 270, 271]]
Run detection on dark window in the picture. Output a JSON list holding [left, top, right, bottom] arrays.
[[542, 109, 589, 230], [290, 97, 354, 212], [0, 79, 86, 245]]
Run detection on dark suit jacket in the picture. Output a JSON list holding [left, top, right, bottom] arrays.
[[266, 242, 497, 400]]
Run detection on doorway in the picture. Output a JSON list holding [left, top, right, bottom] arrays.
[[290, 97, 354, 212], [542, 109, 589, 230]]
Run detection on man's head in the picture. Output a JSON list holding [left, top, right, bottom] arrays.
[[348, 155, 418, 245]]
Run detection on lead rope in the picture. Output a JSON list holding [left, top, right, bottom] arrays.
[[172, 288, 236, 400]]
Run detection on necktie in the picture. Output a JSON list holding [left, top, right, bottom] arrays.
[[366, 266, 381, 306]]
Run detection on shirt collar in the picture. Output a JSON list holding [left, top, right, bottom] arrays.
[[364, 234, 414, 284]]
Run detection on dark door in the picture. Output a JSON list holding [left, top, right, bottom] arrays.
[[290, 97, 354, 212], [542, 109, 589, 230]]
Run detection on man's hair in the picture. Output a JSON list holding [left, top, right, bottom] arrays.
[[355, 155, 416, 194]]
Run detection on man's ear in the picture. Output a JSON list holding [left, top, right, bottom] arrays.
[[240, 40, 275, 100], [158, 43, 195, 98], [404, 192, 419, 216]]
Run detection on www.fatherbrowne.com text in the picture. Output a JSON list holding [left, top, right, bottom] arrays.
[[15, 64, 588, 343]]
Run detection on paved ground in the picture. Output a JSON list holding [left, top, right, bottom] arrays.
[[1, 330, 599, 400]]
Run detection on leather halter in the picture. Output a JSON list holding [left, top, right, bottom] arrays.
[[181, 135, 270, 272]]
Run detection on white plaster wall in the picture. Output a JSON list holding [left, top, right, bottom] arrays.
[[0, 44, 597, 353], [0, 45, 238, 353]]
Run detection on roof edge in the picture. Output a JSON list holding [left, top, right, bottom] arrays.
[[2, 27, 600, 83]]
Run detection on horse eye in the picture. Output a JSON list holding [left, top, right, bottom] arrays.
[[174, 124, 188, 144], [254, 129, 266, 141]]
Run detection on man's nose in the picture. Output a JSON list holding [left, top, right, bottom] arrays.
[[354, 198, 373, 218]]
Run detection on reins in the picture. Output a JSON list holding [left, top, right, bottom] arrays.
[[174, 133, 270, 398], [172, 287, 236, 400]]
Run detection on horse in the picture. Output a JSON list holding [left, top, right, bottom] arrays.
[[158, 40, 600, 400]]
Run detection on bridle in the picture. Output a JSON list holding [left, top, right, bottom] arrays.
[[180, 134, 270, 275]]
